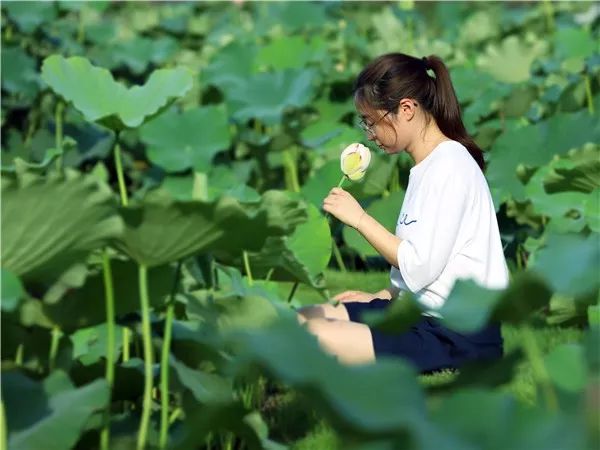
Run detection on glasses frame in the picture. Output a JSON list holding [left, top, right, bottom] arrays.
[[358, 110, 393, 136]]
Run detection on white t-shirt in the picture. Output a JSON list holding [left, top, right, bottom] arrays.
[[390, 140, 509, 313]]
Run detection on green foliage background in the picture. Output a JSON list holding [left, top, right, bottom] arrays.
[[1, 2, 599, 450]]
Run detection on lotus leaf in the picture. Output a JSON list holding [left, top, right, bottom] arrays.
[[116, 189, 307, 267], [256, 35, 327, 71], [544, 343, 588, 392], [41, 55, 194, 130], [3, 1, 57, 32], [225, 69, 317, 125], [1, 269, 24, 312], [1, 170, 123, 282], [140, 105, 232, 172], [2, 371, 108, 450], [1, 46, 38, 100]]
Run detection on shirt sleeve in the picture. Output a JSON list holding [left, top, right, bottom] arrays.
[[397, 165, 470, 293]]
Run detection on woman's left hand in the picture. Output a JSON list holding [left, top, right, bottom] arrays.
[[322, 187, 365, 229]]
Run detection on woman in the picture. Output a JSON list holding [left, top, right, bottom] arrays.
[[297, 53, 509, 372]]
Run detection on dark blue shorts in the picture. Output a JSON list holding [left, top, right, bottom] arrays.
[[344, 299, 503, 373]]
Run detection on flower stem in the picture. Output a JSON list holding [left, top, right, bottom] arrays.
[[337, 175, 346, 188], [243, 251, 253, 286], [122, 329, 130, 362], [331, 240, 347, 272], [0, 400, 6, 450], [584, 75, 594, 115], [113, 136, 129, 207], [137, 265, 154, 450], [49, 327, 61, 371], [287, 282, 299, 303], [100, 250, 116, 450], [159, 261, 183, 450], [55, 100, 64, 171]]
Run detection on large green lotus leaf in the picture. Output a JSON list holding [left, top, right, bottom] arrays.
[[139, 105, 232, 172], [544, 343, 588, 392], [225, 69, 317, 125], [43, 260, 174, 332], [1, 46, 39, 100], [529, 232, 600, 297], [476, 35, 548, 83], [487, 110, 600, 205], [553, 28, 597, 74], [543, 143, 600, 194], [317, 126, 366, 160], [2, 370, 108, 450], [1, 170, 123, 282], [525, 166, 588, 233], [300, 120, 345, 149], [229, 317, 427, 436], [243, 203, 332, 289], [201, 41, 257, 92], [111, 36, 179, 74], [116, 189, 307, 267], [344, 190, 405, 259], [41, 55, 194, 130], [170, 356, 234, 404], [256, 35, 327, 71], [429, 389, 586, 450], [439, 271, 552, 333], [3, 1, 57, 32]]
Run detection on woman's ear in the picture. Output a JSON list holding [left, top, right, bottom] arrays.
[[398, 98, 417, 121]]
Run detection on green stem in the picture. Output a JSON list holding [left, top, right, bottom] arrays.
[[159, 261, 183, 450], [331, 240, 347, 272], [283, 148, 301, 193], [287, 282, 299, 303], [15, 343, 24, 366], [337, 175, 346, 188], [543, 0, 554, 32], [242, 251, 253, 286], [113, 136, 129, 207], [265, 268, 274, 281], [48, 327, 61, 371], [100, 251, 116, 450], [584, 75, 594, 115], [520, 325, 559, 412], [0, 400, 6, 450], [54, 100, 64, 171], [137, 265, 154, 450], [122, 328, 130, 362], [77, 9, 85, 43], [168, 407, 182, 425]]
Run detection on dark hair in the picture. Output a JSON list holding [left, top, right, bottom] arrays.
[[353, 53, 485, 171]]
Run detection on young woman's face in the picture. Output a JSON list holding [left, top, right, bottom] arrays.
[[358, 102, 415, 154]]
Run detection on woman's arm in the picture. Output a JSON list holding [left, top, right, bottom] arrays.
[[323, 187, 402, 269]]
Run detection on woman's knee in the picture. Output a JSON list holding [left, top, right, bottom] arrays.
[[297, 303, 349, 322]]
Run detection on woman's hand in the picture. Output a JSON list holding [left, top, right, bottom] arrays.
[[322, 187, 365, 229], [332, 290, 377, 303]]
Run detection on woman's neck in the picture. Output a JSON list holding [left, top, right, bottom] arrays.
[[407, 121, 450, 165]]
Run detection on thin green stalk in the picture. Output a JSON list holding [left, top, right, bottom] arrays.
[[0, 400, 6, 450], [55, 100, 64, 171], [287, 282, 299, 303], [283, 148, 301, 193], [584, 75, 595, 115], [520, 325, 559, 412], [543, 0, 554, 32], [337, 175, 346, 188], [331, 241, 347, 272], [137, 265, 154, 450], [113, 137, 129, 207], [122, 329, 130, 362], [265, 268, 274, 281], [100, 251, 116, 450], [49, 327, 61, 371], [168, 407, 182, 425], [242, 251, 253, 286], [15, 344, 23, 366], [159, 261, 183, 450]]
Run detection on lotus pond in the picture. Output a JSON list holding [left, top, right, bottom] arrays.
[[1, 2, 599, 450]]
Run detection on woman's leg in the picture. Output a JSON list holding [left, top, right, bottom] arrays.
[[296, 302, 350, 323], [304, 318, 375, 365]]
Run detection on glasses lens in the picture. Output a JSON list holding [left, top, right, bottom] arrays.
[[358, 119, 371, 134]]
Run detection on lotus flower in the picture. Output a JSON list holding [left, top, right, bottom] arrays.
[[339, 143, 371, 183]]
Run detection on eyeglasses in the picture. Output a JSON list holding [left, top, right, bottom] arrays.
[[358, 110, 392, 136]]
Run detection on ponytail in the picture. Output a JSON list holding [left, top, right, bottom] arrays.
[[422, 55, 485, 171], [354, 53, 485, 172]]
